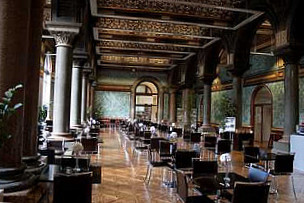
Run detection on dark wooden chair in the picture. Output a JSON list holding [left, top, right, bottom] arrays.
[[53, 172, 92, 203], [190, 133, 202, 143], [231, 182, 270, 203], [81, 137, 98, 154], [243, 146, 260, 165]]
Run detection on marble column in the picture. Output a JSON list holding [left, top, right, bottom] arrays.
[[89, 81, 95, 118], [158, 89, 164, 123], [283, 55, 300, 139], [169, 88, 177, 123], [232, 76, 243, 129], [70, 60, 83, 128], [23, 0, 44, 158], [46, 22, 81, 139], [42, 54, 54, 120], [182, 88, 192, 130], [81, 69, 91, 124], [203, 83, 212, 126]]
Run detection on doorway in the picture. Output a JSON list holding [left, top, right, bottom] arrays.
[[135, 82, 158, 122], [252, 86, 273, 142]]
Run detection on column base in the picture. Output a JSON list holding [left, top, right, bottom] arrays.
[[0, 165, 38, 193], [49, 132, 74, 141], [22, 156, 46, 175], [70, 124, 83, 130]]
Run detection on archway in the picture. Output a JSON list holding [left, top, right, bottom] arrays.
[[251, 85, 273, 142], [135, 81, 158, 122]]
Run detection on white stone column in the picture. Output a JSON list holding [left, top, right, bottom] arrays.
[[42, 53, 53, 120], [81, 68, 91, 124], [158, 89, 164, 123], [46, 22, 81, 139], [70, 60, 84, 127]]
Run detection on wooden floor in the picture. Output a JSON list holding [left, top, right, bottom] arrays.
[[91, 128, 304, 203]]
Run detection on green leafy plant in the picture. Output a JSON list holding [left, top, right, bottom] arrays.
[[38, 105, 47, 123], [218, 94, 236, 129], [0, 84, 23, 148]]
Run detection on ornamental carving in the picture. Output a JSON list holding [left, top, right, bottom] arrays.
[[50, 31, 78, 46], [101, 55, 171, 65], [98, 41, 187, 52], [97, 18, 209, 36], [97, 0, 241, 20]]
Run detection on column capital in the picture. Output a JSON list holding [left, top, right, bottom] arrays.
[[45, 21, 81, 47], [72, 58, 87, 68]]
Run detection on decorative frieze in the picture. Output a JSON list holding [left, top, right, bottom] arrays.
[[97, 17, 209, 36], [97, 40, 187, 52], [97, 0, 239, 20], [100, 55, 171, 66]]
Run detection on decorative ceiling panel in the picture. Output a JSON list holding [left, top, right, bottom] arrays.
[[100, 55, 172, 66], [97, 0, 243, 21], [97, 17, 211, 37]]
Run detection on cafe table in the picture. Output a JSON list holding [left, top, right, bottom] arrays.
[[193, 172, 249, 195]]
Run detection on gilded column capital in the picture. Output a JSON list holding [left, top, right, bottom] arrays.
[[45, 21, 81, 47]]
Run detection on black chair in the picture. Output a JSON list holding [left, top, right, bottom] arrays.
[[176, 170, 214, 203], [144, 147, 169, 184], [175, 150, 199, 171], [190, 133, 202, 143], [53, 172, 92, 203], [183, 130, 191, 140], [192, 159, 218, 179], [215, 139, 231, 155], [159, 140, 174, 162], [269, 153, 296, 199], [243, 146, 260, 166], [231, 182, 270, 203], [81, 137, 98, 154]]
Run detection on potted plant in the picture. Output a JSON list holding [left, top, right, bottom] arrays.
[[218, 94, 236, 131], [0, 84, 23, 148]]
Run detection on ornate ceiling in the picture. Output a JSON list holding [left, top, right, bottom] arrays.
[[90, 0, 263, 71]]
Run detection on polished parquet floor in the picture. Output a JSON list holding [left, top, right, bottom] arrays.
[[91, 128, 304, 203]]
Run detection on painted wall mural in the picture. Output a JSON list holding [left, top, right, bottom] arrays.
[[244, 55, 278, 77], [94, 91, 130, 118], [242, 86, 256, 125]]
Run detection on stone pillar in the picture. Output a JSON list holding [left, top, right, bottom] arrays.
[[283, 55, 300, 139], [46, 22, 81, 139], [169, 88, 177, 123], [81, 69, 91, 124], [232, 76, 243, 129], [130, 90, 135, 120], [0, 0, 30, 168], [158, 89, 164, 123], [0, 0, 38, 192], [89, 81, 95, 118], [23, 0, 44, 158], [182, 88, 192, 130], [70, 60, 83, 128], [203, 83, 212, 126], [42, 54, 54, 120]]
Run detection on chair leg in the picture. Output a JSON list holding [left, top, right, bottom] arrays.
[[269, 175, 278, 194], [291, 176, 297, 200], [147, 167, 152, 184], [144, 165, 150, 182]]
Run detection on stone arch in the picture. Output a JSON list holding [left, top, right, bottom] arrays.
[[130, 76, 164, 121]]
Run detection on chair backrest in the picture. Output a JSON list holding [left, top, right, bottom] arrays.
[[81, 138, 98, 153], [175, 150, 198, 169], [248, 167, 269, 183], [274, 154, 294, 174], [53, 172, 92, 203], [176, 171, 188, 202], [190, 132, 202, 143], [216, 139, 231, 154], [204, 136, 217, 148], [232, 182, 270, 203], [173, 128, 183, 137], [144, 131, 152, 139], [243, 147, 260, 164], [159, 140, 171, 156], [60, 156, 90, 171], [150, 137, 164, 151], [192, 159, 218, 179]]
